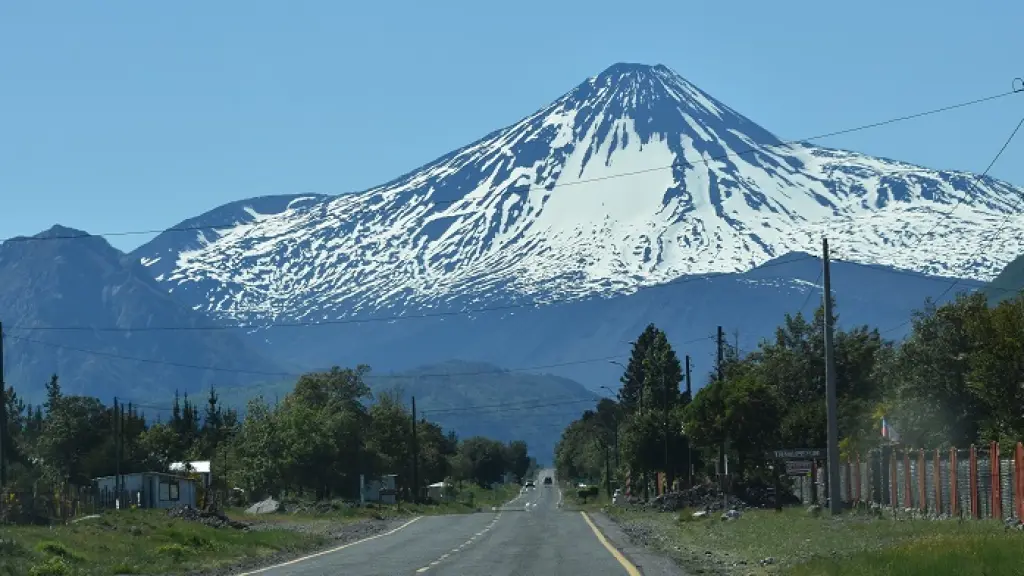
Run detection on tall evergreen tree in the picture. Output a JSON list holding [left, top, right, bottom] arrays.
[[618, 324, 659, 412]]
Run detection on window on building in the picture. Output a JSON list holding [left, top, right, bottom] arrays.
[[159, 479, 181, 501]]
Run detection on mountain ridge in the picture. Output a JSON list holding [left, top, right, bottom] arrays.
[[131, 62, 1024, 326], [0, 225, 290, 402]]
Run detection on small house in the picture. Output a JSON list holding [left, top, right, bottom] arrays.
[[360, 474, 397, 504], [169, 460, 213, 488], [427, 481, 452, 502], [94, 472, 198, 510]]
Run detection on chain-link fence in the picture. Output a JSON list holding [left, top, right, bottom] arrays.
[[791, 442, 1024, 520]]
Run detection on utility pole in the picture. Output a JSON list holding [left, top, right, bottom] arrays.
[[716, 326, 725, 499], [662, 372, 670, 491], [411, 396, 419, 504], [113, 397, 121, 503], [685, 355, 692, 488], [822, 238, 842, 514], [120, 402, 126, 495], [0, 321, 7, 488], [604, 443, 612, 497]]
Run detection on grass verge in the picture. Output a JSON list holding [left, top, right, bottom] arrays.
[[606, 506, 1020, 575], [0, 509, 323, 576]]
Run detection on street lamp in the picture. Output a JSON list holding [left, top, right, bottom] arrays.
[[609, 360, 641, 413], [598, 386, 621, 473]]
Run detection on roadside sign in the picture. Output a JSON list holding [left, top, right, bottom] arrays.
[[785, 460, 813, 475], [769, 448, 825, 460]]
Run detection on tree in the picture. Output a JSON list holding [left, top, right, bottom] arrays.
[[617, 324, 659, 412]]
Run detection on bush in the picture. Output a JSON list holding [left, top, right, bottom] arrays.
[[154, 543, 191, 563], [34, 541, 80, 562], [27, 557, 70, 576]]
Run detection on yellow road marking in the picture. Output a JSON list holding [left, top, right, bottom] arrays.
[[580, 511, 641, 576], [236, 516, 422, 575]]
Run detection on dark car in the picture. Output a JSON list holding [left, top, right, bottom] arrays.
[[543, 476, 553, 485]]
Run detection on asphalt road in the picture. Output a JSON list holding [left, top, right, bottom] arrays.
[[239, 469, 684, 576]]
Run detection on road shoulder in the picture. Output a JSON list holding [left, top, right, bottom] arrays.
[[585, 511, 689, 576]]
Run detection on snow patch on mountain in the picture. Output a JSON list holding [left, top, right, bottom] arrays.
[[132, 63, 1024, 322]]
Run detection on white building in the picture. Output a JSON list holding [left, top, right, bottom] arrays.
[[94, 472, 198, 510], [169, 460, 213, 488]]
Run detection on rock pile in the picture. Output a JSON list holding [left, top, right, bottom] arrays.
[[167, 505, 250, 530], [641, 485, 750, 512]]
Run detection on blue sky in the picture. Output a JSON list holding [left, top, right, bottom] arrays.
[[2, 0, 1022, 252]]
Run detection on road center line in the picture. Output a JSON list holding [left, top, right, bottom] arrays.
[[416, 512, 502, 573], [580, 512, 641, 576], [236, 515, 422, 575]]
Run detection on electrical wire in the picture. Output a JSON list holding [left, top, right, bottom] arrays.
[[6, 255, 821, 333], [879, 114, 1024, 335], [3, 85, 1019, 245]]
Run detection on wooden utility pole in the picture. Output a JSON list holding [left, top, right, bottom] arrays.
[[0, 321, 7, 487], [662, 372, 670, 490], [685, 355, 692, 488], [113, 397, 121, 502], [411, 396, 419, 503], [120, 402, 126, 498], [822, 238, 842, 514], [716, 326, 725, 498]]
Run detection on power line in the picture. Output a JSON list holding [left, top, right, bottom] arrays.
[[879, 113, 1024, 335], [6, 255, 822, 333], [4, 84, 1020, 246]]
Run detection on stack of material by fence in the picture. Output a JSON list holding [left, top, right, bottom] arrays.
[[834, 441, 1024, 520]]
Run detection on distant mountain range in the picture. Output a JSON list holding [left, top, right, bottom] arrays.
[[3, 62, 1020, 424], [0, 225, 289, 405]]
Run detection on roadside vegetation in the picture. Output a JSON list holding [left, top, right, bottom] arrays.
[[0, 365, 536, 574], [607, 507, 1018, 576], [555, 291, 1024, 573], [0, 509, 321, 576]]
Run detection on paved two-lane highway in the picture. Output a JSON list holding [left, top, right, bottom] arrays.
[[240, 470, 683, 576]]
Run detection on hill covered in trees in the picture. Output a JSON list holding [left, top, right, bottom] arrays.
[[0, 365, 535, 515], [212, 361, 598, 465], [556, 291, 1024, 493]]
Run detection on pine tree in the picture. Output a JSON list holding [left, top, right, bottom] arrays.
[[618, 324, 659, 412]]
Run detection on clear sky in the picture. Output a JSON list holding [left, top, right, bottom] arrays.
[[2, 0, 1022, 252]]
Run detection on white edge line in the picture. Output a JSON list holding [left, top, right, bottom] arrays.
[[236, 516, 423, 575]]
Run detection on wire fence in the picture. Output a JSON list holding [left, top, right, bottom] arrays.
[[793, 441, 1024, 520]]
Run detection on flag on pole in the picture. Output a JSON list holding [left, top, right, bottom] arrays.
[[881, 416, 899, 442]]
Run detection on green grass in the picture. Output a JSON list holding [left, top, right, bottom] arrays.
[[0, 509, 323, 576], [789, 533, 1024, 576], [606, 506, 1020, 575]]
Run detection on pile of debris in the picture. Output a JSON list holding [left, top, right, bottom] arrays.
[[641, 485, 750, 512], [167, 505, 250, 530]]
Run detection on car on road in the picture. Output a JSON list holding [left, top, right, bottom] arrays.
[[524, 480, 535, 488], [543, 476, 553, 485]]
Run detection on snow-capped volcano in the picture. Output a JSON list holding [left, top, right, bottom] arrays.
[[133, 62, 1024, 322]]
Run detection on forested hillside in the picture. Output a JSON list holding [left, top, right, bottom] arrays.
[[0, 365, 535, 512], [556, 291, 1024, 490]]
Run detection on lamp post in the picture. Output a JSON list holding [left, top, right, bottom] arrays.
[[598, 386, 621, 473], [609, 360, 641, 414], [610, 358, 649, 499]]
